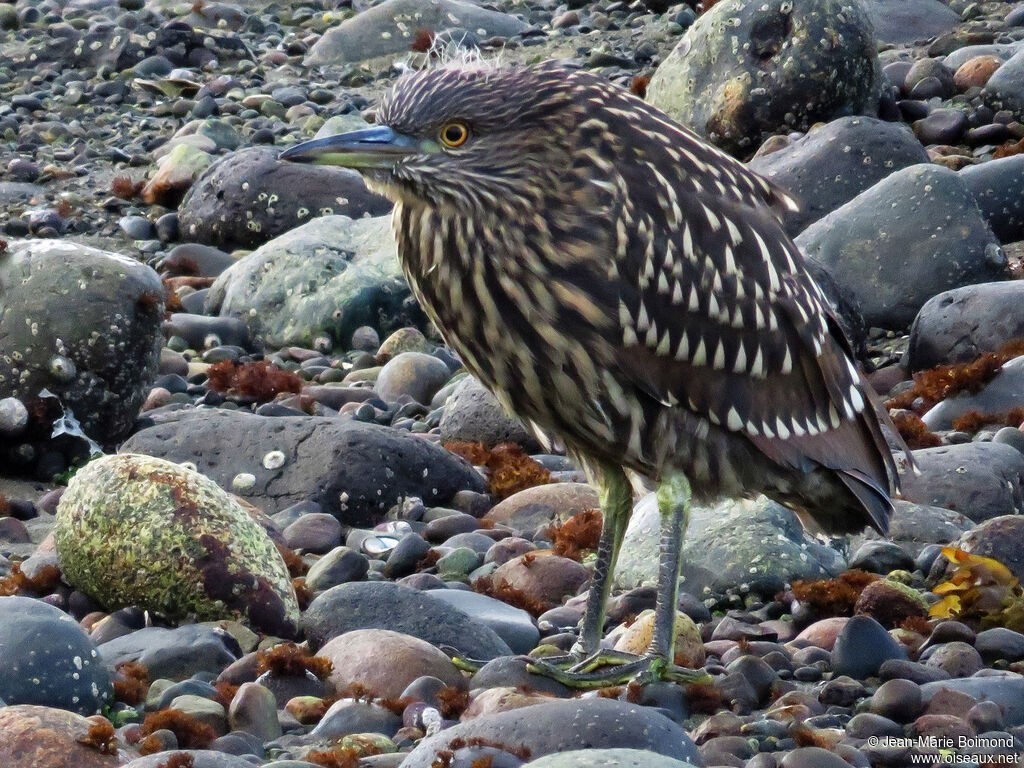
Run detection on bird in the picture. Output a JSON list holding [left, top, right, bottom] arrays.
[[280, 57, 901, 687]]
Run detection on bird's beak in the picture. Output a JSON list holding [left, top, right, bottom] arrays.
[[278, 126, 421, 169]]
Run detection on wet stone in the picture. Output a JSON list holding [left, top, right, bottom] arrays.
[[832, 615, 907, 679]]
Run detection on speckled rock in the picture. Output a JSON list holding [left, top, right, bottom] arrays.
[[900, 442, 1024, 522], [748, 117, 928, 235], [920, 356, 1024, 430], [306, 0, 529, 65], [956, 515, 1024, 581], [795, 164, 1007, 329], [982, 48, 1024, 119], [54, 454, 300, 637], [960, 155, 1024, 244], [524, 749, 699, 767], [121, 409, 484, 521], [908, 282, 1024, 370], [0, 597, 112, 715], [613, 610, 705, 668], [861, 0, 959, 45], [317, 628, 464, 698], [206, 215, 422, 349], [399, 698, 702, 767], [485, 483, 599, 532], [863, 500, 971, 558], [439, 375, 541, 450], [617, 494, 845, 595], [647, 0, 882, 155], [0, 706, 132, 768], [178, 148, 390, 249], [303, 580, 511, 658], [0, 240, 164, 444]]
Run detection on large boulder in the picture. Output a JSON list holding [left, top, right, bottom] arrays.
[[178, 147, 391, 249], [617, 494, 845, 595], [0, 597, 112, 715], [0, 706, 134, 768], [55, 454, 300, 637], [205, 215, 424, 350], [439, 375, 541, 450], [982, 48, 1024, 119], [795, 164, 1007, 330], [960, 155, 1024, 244], [0, 240, 163, 444], [120, 409, 485, 523], [399, 698, 702, 767], [860, 0, 959, 45], [525, 750, 699, 768], [306, 0, 529, 65], [647, 0, 882, 155], [907, 282, 1024, 371], [748, 117, 928, 235], [920, 356, 1024, 430]]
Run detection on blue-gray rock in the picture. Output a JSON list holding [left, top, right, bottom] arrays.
[[861, 0, 959, 45], [832, 615, 907, 678], [983, 48, 1024, 118], [920, 674, 1024, 727], [398, 699, 702, 767], [306, 0, 529, 65], [795, 164, 1007, 329], [427, 588, 540, 654], [375, 352, 452, 405], [0, 596, 112, 715], [524, 749, 699, 768], [0, 240, 164, 443], [124, 752, 265, 768], [309, 699, 402, 740], [159, 243, 236, 278], [305, 546, 369, 591], [859, 500, 970, 558], [647, 0, 882, 155], [748, 117, 928, 235], [617, 494, 845, 595], [848, 541, 914, 574], [956, 515, 1024, 582], [439, 375, 541, 450], [944, 41, 1024, 70], [179, 147, 390, 249], [303, 580, 511, 659], [900, 442, 1024, 522], [206, 215, 425, 350], [97, 625, 239, 681], [975, 628, 1024, 662], [908, 282, 1024, 370], [162, 313, 252, 351], [921, 356, 1024, 430], [120, 408, 484, 522], [961, 156, 1024, 244]]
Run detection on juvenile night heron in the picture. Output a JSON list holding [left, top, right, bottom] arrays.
[[281, 59, 900, 686]]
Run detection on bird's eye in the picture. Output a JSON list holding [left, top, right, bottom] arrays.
[[439, 121, 469, 148]]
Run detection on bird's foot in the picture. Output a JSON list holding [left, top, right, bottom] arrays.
[[443, 646, 494, 674], [526, 651, 711, 690]]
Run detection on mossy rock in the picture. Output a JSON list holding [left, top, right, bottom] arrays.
[[54, 454, 299, 637]]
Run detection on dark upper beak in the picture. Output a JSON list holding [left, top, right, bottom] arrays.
[[278, 126, 420, 169]]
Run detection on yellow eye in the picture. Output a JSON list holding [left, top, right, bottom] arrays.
[[439, 121, 469, 148]]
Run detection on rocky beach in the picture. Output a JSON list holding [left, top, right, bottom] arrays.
[[4, 0, 1024, 766]]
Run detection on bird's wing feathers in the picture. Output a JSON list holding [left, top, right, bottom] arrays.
[[604, 123, 897, 519]]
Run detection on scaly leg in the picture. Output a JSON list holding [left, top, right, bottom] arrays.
[[527, 470, 709, 688]]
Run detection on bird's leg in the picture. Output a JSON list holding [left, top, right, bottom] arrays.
[[526, 471, 710, 689]]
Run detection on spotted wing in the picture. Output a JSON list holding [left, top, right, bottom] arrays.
[[603, 115, 896, 530]]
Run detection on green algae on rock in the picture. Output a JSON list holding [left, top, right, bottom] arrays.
[[54, 454, 300, 638]]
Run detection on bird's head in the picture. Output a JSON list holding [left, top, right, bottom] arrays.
[[280, 60, 586, 214]]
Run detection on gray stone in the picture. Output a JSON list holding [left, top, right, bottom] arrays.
[[206, 215, 425, 350], [306, 0, 529, 65], [944, 41, 1024, 71], [983, 48, 1024, 118], [306, 546, 369, 591], [899, 442, 1024, 522], [179, 147, 390, 249], [858, 500, 970, 558], [795, 164, 1007, 329], [748, 117, 928, 235], [920, 674, 1024, 727], [617, 493, 845, 595], [0, 397, 28, 437], [162, 314, 252, 351], [961, 155, 1024, 244], [124, 752, 264, 768], [427, 588, 540, 654], [375, 352, 452, 404], [956, 515, 1024, 582], [0, 240, 164, 443], [908, 283, 1024, 370], [647, 0, 881, 155], [98, 624, 239, 681], [439, 375, 541, 450], [0, 596, 112, 715], [921, 356, 1024, 430], [861, 0, 959, 45], [485, 483, 598, 532], [524, 749, 699, 768], [401, 699, 701, 767], [309, 699, 402, 740], [303, 580, 512, 659], [228, 682, 281, 742], [121, 408, 484, 523], [832, 615, 907, 678]]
